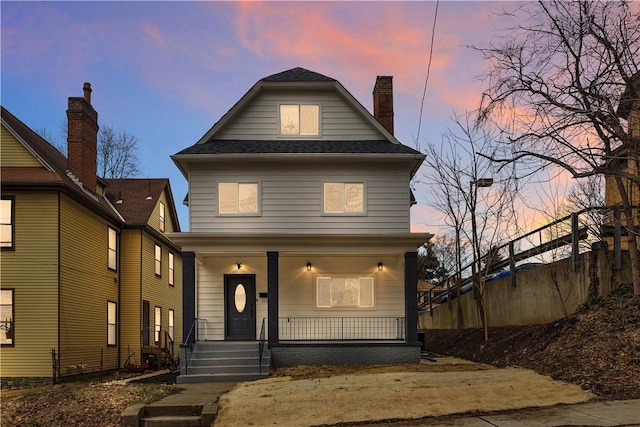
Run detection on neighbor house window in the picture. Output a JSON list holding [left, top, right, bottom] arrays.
[[316, 276, 374, 308], [168, 252, 175, 286], [1, 197, 14, 250], [1, 289, 14, 346], [159, 202, 165, 232], [218, 183, 259, 214], [107, 301, 117, 346], [108, 227, 117, 270], [154, 244, 162, 276], [168, 309, 174, 341], [279, 104, 319, 136], [323, 183, 365, 214], [154, 306, 161, 343]]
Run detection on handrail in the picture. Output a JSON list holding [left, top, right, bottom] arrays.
[[181, 318, 199, 376], [258, 318, 267, 373]]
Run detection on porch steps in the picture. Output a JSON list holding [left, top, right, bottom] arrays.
[[177, 341, 270, 384], [123, 401, 216, 427]]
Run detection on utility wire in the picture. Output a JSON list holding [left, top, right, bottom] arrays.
[[416, 0, 440, 146]]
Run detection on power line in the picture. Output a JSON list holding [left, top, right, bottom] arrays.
[[415, 0, 440, 146]]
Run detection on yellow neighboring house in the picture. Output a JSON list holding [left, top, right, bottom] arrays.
[[604, 73, 640, 247], [0, 84, 182, 388]]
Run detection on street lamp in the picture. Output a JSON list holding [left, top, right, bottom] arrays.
[[470, 178, 493, 299]]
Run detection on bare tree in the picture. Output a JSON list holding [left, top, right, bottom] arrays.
[[475, 0, 640, 295], [424, 113, 518, 338], [35, 122, 141, 179], [97, 127, 141, 178]]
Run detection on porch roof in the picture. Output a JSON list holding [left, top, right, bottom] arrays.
[[166, 232, 433, 254]]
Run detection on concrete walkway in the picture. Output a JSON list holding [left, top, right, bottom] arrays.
[[142, 383, 639, 427]]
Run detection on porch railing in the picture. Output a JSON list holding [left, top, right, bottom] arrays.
[[278, 317, 405, 341]]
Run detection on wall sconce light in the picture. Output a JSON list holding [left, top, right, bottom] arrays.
[[307, 262, 312, 271], [378, 262, 383, 271], [236, 263, 242, 270]]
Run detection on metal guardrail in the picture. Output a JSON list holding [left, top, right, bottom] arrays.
[[278, 316, 405, 341], [258, 318, 267, 373], [419, 209, 602, 315]]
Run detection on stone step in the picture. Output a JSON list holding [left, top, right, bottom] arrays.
[[143, 404, 202, 418]]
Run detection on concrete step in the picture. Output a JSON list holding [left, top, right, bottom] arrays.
[[185, 365, 268, 375], [176, 372, 269, 384], [189, 356, 269, 367], [144, 404, 202, 418], [141, 415, 201, 427]]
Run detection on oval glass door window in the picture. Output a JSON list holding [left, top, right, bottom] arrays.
[[234, 284, 247, 313]]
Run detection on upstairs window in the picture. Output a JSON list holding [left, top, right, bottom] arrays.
[[280, 104, 319, 136], [168, 252, 175, 286], [159, 202, 165, 232], [323, 182, 365, 214], [218, 183, 259, 214], [108, 227, 117, 271], [154, 244, 162, 276], [1, 197, 14, 250]]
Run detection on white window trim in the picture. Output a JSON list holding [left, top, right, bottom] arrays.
[[322, 181, 367, 216], [316, 275, 376, 309], [278, 103, 322, 137], [216, 181, 261, 216]]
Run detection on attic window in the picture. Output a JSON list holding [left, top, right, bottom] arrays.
[[279, 104, 319, 136]]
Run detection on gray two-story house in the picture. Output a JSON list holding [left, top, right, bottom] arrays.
[[170, 67, 432, 383]]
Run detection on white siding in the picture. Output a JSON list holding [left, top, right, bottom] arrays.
[[214, 89, 382, 141], [189, 161, 411, 234], [196, 256, 267, 340], [194, 254, 405, 341]]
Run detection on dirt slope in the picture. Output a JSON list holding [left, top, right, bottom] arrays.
[[422, 283, 640, 400]]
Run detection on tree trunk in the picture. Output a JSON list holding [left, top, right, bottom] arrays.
[[614, 176, 640, 296]]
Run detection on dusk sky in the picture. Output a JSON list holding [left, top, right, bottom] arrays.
[[2, 1, 543, 234]]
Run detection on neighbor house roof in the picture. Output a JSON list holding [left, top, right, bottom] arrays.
[[1, 105, 123, 224], [103, 178, 180, 232]]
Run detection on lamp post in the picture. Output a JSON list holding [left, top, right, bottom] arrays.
[[470, 178, 493, 299]]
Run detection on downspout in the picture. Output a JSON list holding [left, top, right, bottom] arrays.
[[57, 192, 61, 381], [117, 227, 121, 370], [139, 229, 143, 355]]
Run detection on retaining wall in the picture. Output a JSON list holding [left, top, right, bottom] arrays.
[[419, 249, 632, 330]]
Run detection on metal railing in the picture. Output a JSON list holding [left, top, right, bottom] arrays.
[[418, 207, 613, 315], [258, 318, 267, 373], [278, 316, 405, 341], [180, 318, 199, 375]]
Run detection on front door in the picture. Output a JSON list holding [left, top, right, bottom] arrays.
[[225, 275, 256, 340]]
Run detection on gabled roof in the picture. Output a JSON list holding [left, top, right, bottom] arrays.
[[260, 67, 336, 83], [184, 67, 404, 148], [175, 139, 421, 156], [103, 178, 181, 232], [1, 105, 123, 224]]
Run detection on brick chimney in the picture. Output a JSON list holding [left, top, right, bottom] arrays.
[[373, 76, 394, 135], [67, 82, 98, 193]]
